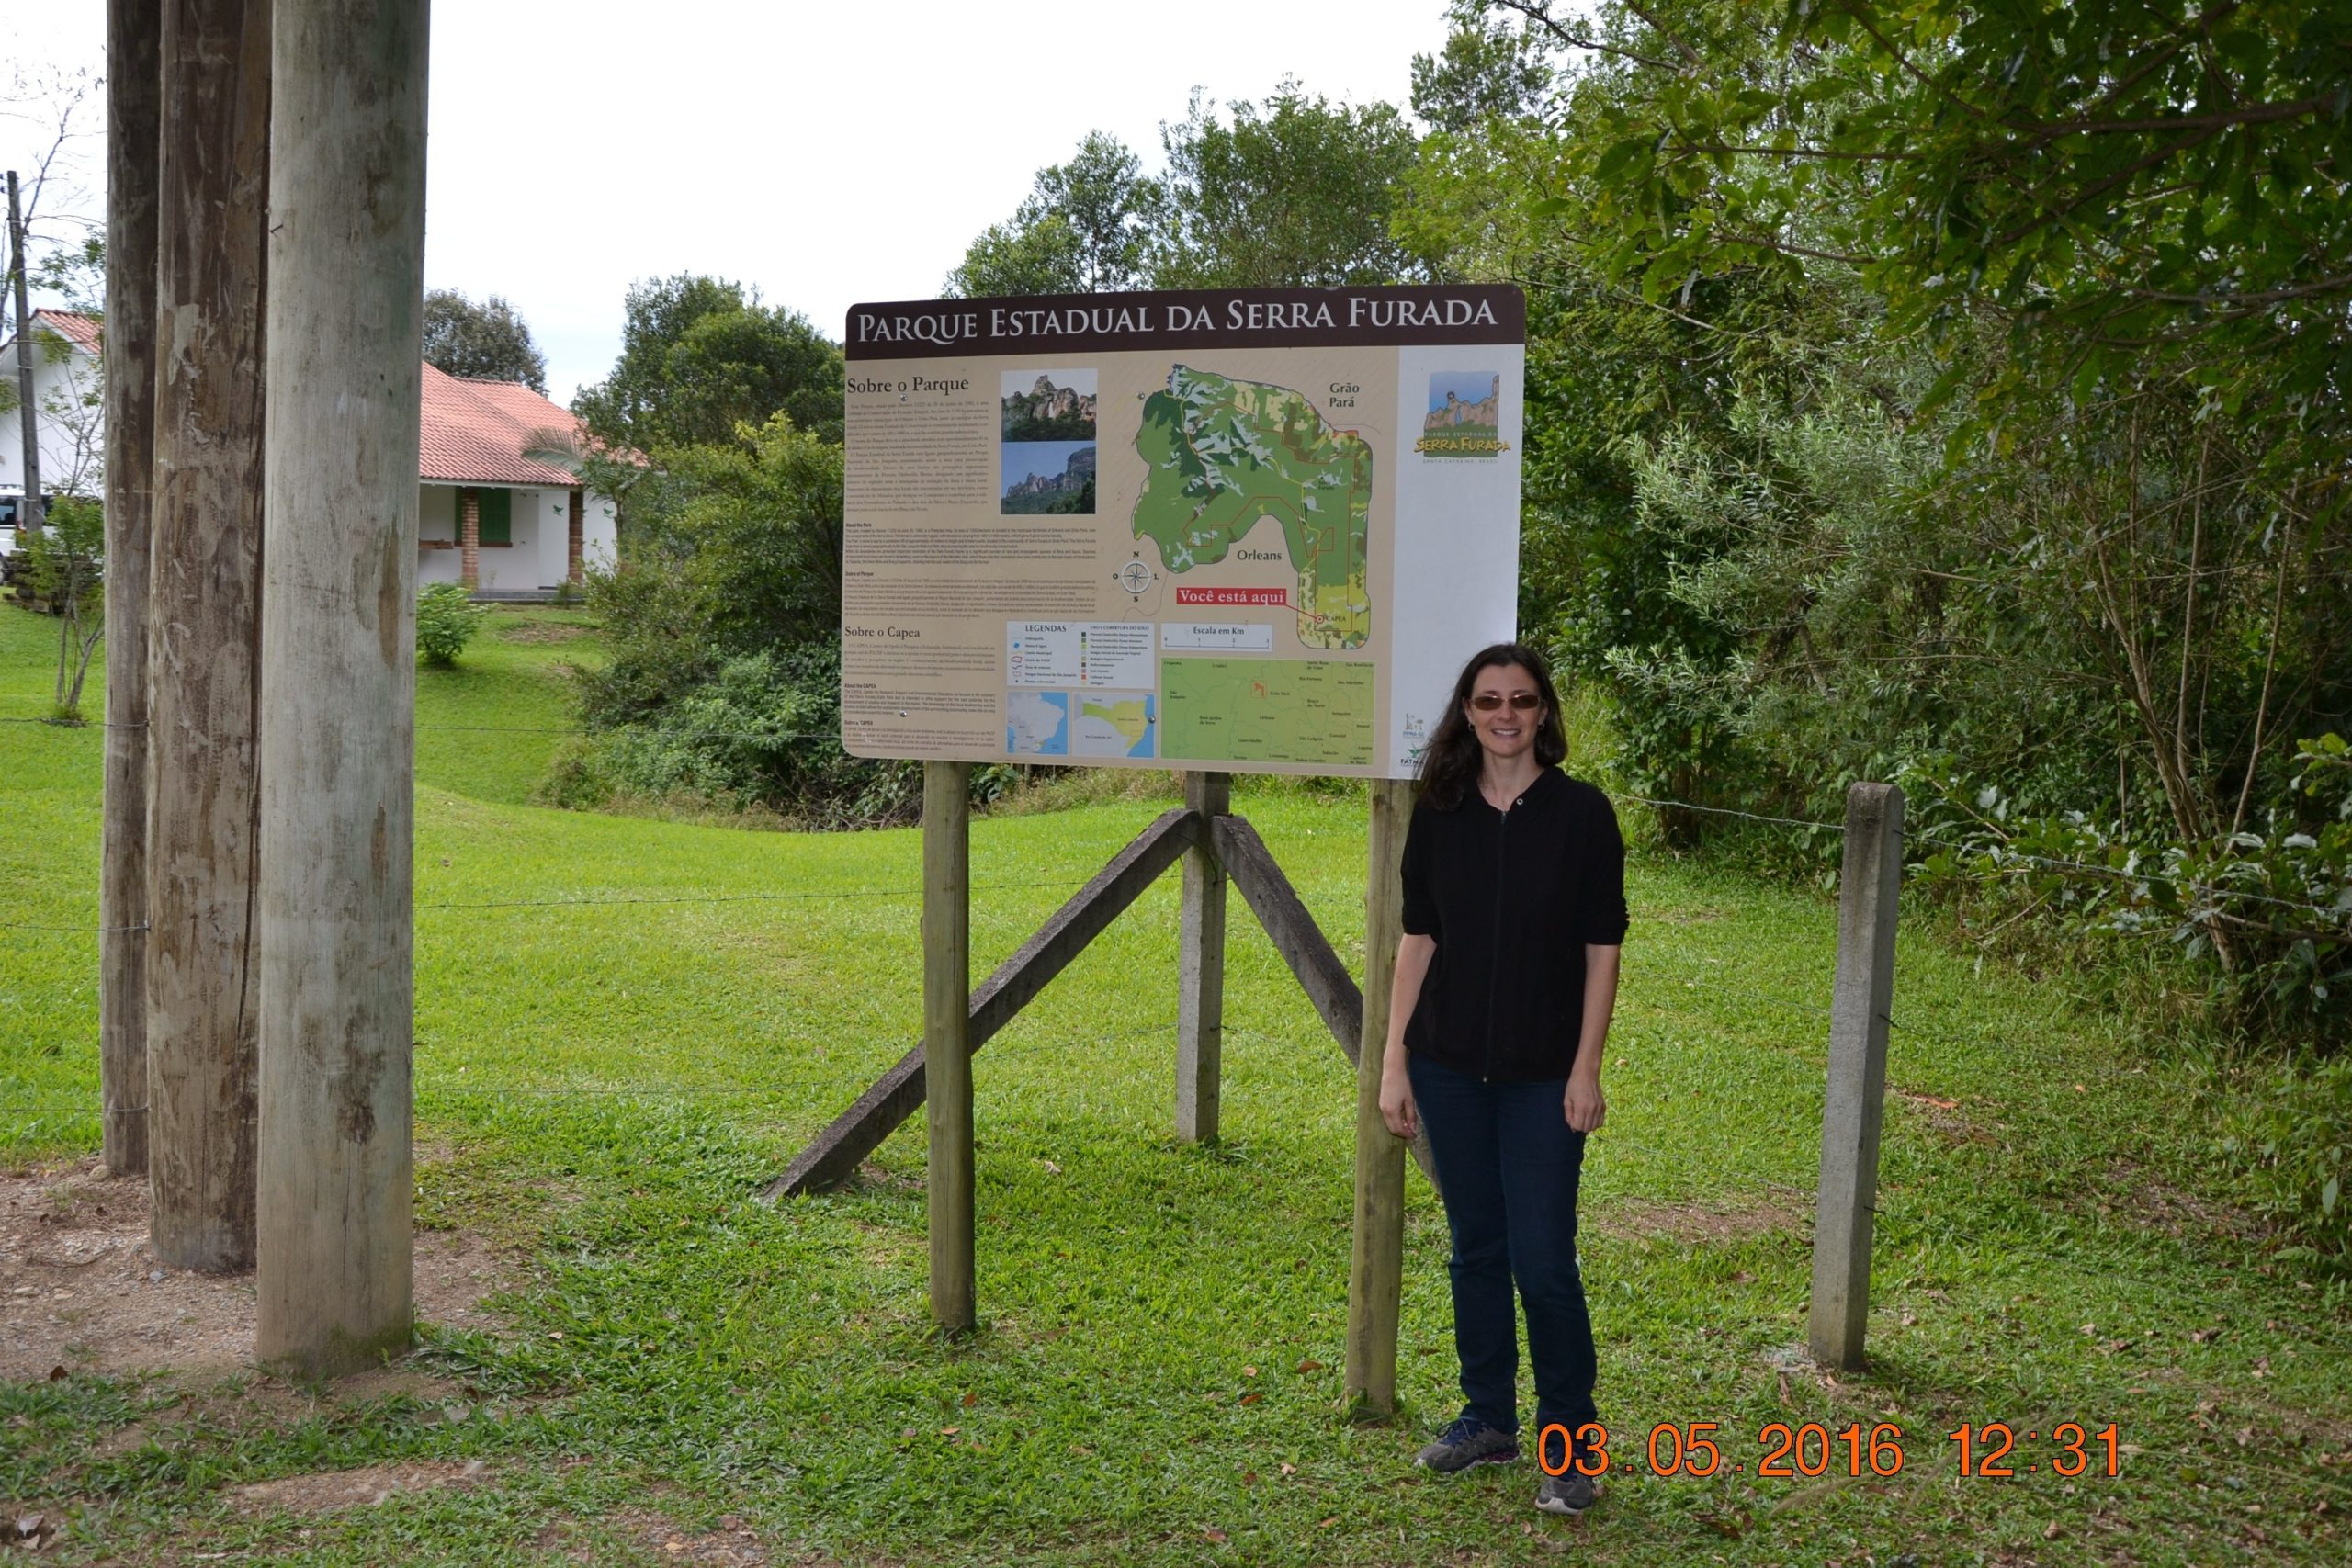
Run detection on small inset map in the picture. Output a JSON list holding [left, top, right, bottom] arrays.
[[1415, 370, 1507, 457], [1160, 658, 1374, 766], [1072, 692, 1157, 759], [1132, 366, 1371, 651], [1006, 691, 1070, 757]]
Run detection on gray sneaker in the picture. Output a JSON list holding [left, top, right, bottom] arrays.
[[1414, 1416, 1519, 1473], [1535, 1468, 1601, 1515]]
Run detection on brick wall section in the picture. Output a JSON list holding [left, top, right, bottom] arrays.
[[568, 488, 584, 584], [459, 485, 480, 589]]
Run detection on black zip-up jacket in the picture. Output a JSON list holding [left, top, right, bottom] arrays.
[[1399, 767, 1628, 1082]]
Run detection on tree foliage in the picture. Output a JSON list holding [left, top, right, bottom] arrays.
[[1394, 1, 2350, 1039], [948, 84, 1436, 298], [421, 289, 548, 391], [946, 132, 1159, 298], [557, 415, 919, 825], [571, 275, 844, 454], [1153, 84, 1432, 288]]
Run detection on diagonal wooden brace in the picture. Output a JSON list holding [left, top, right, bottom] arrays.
[[764, 805, 1435, 1198], [1211, 814, 1439, 1188], [764, 807, 1199, 1198]]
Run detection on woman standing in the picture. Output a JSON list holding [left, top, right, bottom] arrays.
[[1378, 643, 1626, 1517]]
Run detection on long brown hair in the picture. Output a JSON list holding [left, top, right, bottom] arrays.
[[1415, 643, 1567, 809]]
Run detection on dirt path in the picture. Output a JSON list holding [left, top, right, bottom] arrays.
[[2, 1156, 517, 1380]]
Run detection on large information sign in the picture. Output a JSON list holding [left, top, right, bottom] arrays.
[[841, 285, 1524, 778]]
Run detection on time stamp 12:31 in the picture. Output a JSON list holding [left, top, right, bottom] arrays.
[[1535, 1422, 2127, 1480]]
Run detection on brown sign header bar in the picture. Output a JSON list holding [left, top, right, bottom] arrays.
[[843, 284, 1526, 362]]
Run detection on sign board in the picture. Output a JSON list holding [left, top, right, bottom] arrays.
[[840, 285, 1524, 778]]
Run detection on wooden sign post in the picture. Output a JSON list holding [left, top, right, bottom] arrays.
[[923, 761, 976, 1335], [1175, 771, 1230, 1143], [1345, 778, 1414, 1413]]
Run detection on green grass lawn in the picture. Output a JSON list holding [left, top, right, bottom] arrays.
[[2, 599, 2346, 1565]]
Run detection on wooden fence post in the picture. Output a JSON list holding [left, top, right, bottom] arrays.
[[1808, 781, 1903, 1370], [253, 0, 428, 1377], [1345, 776, 1413, 1413], [924, 761, 975, 1334], [145, 0, 271, 1273], [1176, 771, 1229, 1143], [99, 0, 162, 1179]]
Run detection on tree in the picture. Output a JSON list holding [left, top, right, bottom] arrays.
[[1152, 82, 1432, 288], [572, 274, 843, 453], [22, 493, 103, 720], [947, 131, 1160, 298], [1510, 0, 2350, 492], [420, 288, 547, 389]]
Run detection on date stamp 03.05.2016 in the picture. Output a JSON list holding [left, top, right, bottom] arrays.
[[1532, 1421, 2128, 1481]]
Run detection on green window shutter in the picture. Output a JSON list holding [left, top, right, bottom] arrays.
[[478, 488, 513, 545]]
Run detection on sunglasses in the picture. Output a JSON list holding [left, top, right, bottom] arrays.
[[1469, 692, 1543, 712]]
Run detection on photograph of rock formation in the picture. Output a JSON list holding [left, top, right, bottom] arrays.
[[1002, 368, 1100, 441]]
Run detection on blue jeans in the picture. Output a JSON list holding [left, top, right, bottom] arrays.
[[1408, 1050, 1598, 1456]]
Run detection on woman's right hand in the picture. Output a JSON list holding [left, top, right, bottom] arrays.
[[1379, 1054, 1419, 1141]]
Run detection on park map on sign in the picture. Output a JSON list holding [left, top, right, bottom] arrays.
[[1131, 367, 1372, 651]]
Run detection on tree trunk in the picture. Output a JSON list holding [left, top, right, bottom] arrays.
[[146, 0, 270, 1272], [254, 0, 428, 1376], [100, 0, 163, 1179]]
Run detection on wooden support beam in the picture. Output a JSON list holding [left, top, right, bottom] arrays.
[[1808, 782, 1904, 1371], [1209, 814, 1361, 1055], [146, 0, 271, 1273], [1211, 813, 1438, 1188], [923, 762, 974, 1333], [99, 0, 162, 1179], [1175, 772, 1229, 1143], [253, 0, 428, 1378], [764, 807, 1199, 1200], [1345, 778, 1413, 1413]]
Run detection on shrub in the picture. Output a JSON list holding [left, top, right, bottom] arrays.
[[415, 581, 485, 666]]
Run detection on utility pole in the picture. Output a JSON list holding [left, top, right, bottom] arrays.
[[100, 0, 164, 1179], [255, 0, 429, 1375], [146, 0, 272, 1273], [6, 169, 41, 533]]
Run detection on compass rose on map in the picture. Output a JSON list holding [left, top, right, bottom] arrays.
[[1115, 559, 1155, 595]]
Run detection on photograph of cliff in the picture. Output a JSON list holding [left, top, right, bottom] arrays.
[[1001, 440, 1097, 515], [1002, 368, 1099, 441]]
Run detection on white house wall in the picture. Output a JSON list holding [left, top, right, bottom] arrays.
[[416, 480, 616, 595], [418, 483, 462, 586], [0, 334, 105, 552]]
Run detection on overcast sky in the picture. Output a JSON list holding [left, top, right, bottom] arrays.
[[5, 1, 1462, 403]]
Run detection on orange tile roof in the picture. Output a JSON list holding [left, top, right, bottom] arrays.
[[418, 363, 588, 487], [15, 317, 601, 489], [30, 310, 102, 355]]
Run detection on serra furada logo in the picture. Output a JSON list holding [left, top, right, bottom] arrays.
[[1415, 370, 1509, 458]]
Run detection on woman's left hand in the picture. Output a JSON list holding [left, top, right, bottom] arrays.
[[1564, 1073, 1606, 1134]]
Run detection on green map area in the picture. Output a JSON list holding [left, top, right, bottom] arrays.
[[1132, 367, 1372, 650], [1160, 658, 1374, 767]]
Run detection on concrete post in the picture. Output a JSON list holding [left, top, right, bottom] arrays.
[[1808, 782, 1904, 1370]]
